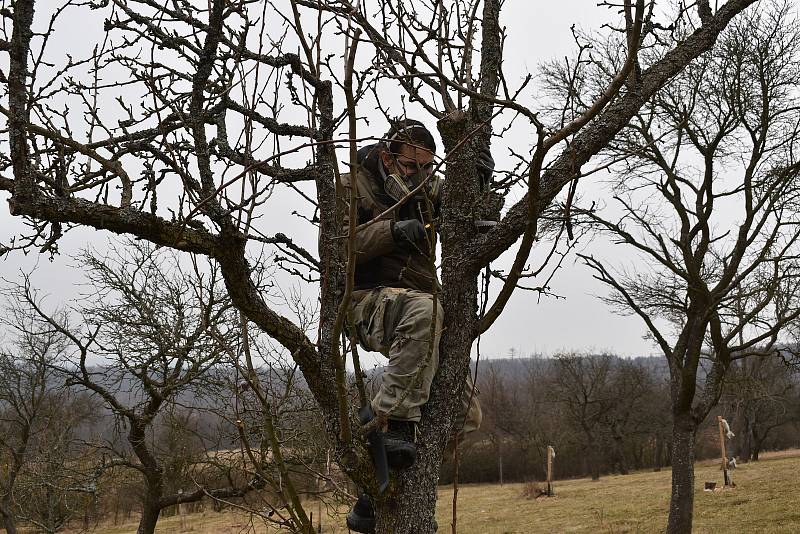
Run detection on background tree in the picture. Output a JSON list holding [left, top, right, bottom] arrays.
[[575, 3, 800, 530], [0, 1, 759, 532], [0, 295, 99, 534], [723, 355, 800, 462], [8, 242, 277, 534], [551, 353, 617, 481], [460, 353, 673, 483], [598, 358, 653, 475], [211, 318, 341, 532]]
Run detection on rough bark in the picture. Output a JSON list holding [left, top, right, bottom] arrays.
[[374, 445, 443, 533], [136, 499, 161, 534], [8, 0, 36, 200], [666, 414, 697, 534]]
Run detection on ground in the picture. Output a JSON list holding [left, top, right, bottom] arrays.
[[69, 450, 800, 533]]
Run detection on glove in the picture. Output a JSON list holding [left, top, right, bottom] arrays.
[[392, 219, 426, 249], [477, 146, 495, 190]]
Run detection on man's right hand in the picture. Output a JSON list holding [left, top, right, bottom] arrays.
[[392, 219, 426, 249]]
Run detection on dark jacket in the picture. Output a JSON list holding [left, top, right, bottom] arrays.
[[342, 144, 440, 293]]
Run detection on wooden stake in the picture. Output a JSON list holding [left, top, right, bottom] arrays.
[[717, 416, 731, 487], [451, 433, 460, 534], [498, 445, 503, 487], [546, 445, 555, 496], [177, 488, 185, 530], [316, 474, 322, 533]]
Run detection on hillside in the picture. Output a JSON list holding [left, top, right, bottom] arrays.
[[83, 450, 800, 533]]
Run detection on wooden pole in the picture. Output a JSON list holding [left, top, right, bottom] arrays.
[[546, 445, 554, 496], [717, 416, 731, 487], [177, 488, 185, 530], [451, 433, 460, 534], [498, 444, 503, 487], [316, 474, 322, 533]]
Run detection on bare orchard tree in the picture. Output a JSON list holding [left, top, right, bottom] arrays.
[[598, 358, 653, 476], [0, 0, 758, 531], [8, 241, 268, 534], [723, 355, 800, 462], [0, 296, 99, 534], [551, 354, 614, 481], [208, 318, 342, 533], [574, 3, 800, 531]]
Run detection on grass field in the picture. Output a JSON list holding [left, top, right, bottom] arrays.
[[86, 450, 800, 533]]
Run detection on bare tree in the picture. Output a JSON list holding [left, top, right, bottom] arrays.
[[211, 318, 341, 533], [575, 3, 800, 530], [723, 355, 800, 462], [472, 354, 667, 482], [475, 362, 523, 485], [7, 242, 274, 534], [551, 353, 622, 481], [600, 359, 654, 476], [0, 1, 759, 531], [0, 295, 99, 534]]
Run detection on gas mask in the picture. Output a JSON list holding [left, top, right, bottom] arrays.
[[380, 165, 440, 205]]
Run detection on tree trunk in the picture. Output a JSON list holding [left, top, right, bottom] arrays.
[[2, 509, 18, 534], [498, 443, 504, 486], [632, 443, 643, 470], [136, 498, 161, 534], [654, 434, 664, 472], [752, 437, 763, 461], [371, 231, 478, 532], [738, 414, 754, 463], [358, 105, 487, 534], [618, 453, 630, 475], [583, 435, 601, 481], [613, 434, 629, 475], [666, 414, 697, 534], [128, 418, 165, 534], [373, 442, 442, 534], [587, 443, 601, 481]]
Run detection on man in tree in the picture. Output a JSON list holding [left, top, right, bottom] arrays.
[[344, 119, 487, 532]]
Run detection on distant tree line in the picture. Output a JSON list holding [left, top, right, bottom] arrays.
[[444, 352, 800, 485]]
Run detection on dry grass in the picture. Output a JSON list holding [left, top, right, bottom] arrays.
[[76, 450, 800, 533]]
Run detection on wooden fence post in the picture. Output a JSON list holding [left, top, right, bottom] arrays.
[[546, 446, 555, 496], [717, 416, 732, 487], [498, 443, 503, 487]]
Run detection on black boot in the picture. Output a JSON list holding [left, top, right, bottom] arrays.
[[346, 493, 375, 533], [346, 493, 438, 533], [346, 493, 439, 533], [385, 419, 417, 470]]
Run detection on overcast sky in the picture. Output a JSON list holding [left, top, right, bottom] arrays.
[[0, 1, 664, 361]]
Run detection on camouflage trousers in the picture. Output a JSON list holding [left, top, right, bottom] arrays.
[[351, 287, 482, 434]]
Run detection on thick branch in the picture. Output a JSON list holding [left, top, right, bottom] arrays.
[[474, 0, 758, 269]]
